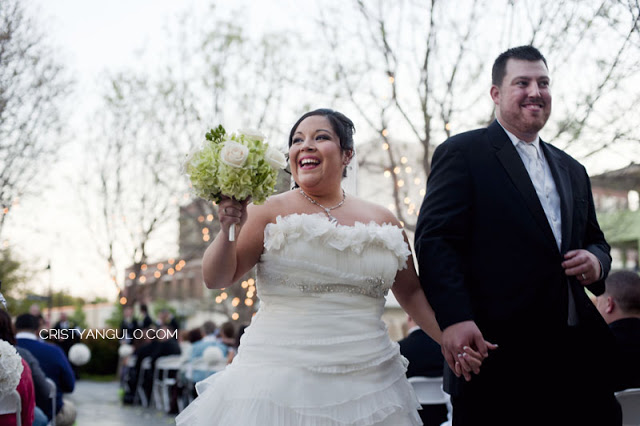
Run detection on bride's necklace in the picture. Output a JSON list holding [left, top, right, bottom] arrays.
[[299, 188, 346, 224]]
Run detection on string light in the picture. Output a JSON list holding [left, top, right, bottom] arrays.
[[393, 167, 400, 174], [154, 271, 161, 278], [248, 278, 255, 285], [140, 276, 147, 283], [384, 170, 391, 178], [141, 264, 148, 271], [128, 272, 136, 279], [241, 281, 248, 289], [231, 313, 239, 320], [419, 189, 426, 196], [198, 216, 205, 222], [120, 297, 127, 305], [382, 129, 389, 137], [382, 143, 389, 150], [203, 235, 210, 242], [232, 297, 240, 307], [414, 178, 421, 185], [245, 299, 254, 306], [445, 122, 451, 131], [168, 268, 175, 275], [207, 214, 214, 221], [168, 258, 175, 265], [405, 166, 412, 173], [397, 179, 405, 187], [400, 157, 408, 164], [388, 76, 395, 84], [157, 263, 164, 270]]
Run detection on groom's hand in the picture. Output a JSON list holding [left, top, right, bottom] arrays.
[[441, 320, 496, 381]]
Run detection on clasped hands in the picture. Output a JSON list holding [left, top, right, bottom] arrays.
[[441, 320, 498, 382]]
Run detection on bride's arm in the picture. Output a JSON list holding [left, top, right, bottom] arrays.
[[202, 199, 268, 289], [391, 249, 442, 344], [392, 241, 483, 380]]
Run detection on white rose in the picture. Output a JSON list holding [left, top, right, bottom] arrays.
[[220, 140, 249, 168], [238, 128, 266, 142], [265, 146, 287, 169]]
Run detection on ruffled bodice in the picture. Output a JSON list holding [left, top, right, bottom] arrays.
[[259, 213, 410, 300], [176, 213, 421, 426]]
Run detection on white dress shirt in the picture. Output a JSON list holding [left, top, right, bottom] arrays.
[[498, 121, 563, 250]]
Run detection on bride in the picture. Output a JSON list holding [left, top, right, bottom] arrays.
[[176, 109, 486, 425]]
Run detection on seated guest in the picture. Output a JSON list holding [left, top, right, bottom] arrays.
[[126, 325, 181, 404], [596, 270, 640, 391], [187, 327, 203, 344], [187, 321, 233, 384], [15, 314, 76, 426], [0, 310, 48, 426], [398, 315, 448, 426], [200, 320, 217, 342]]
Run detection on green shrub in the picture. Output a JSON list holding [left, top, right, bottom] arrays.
[[76, 330, 120, 376]]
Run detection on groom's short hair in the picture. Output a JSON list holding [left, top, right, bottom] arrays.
[[605, 270, 640, 315], [492, 45, 548, 86]]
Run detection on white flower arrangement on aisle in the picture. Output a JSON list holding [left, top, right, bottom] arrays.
[[118, 343, 134, 358], [0, 339, 23, 397], [68, 342, 91, 366], [184, 125, 287, 241]]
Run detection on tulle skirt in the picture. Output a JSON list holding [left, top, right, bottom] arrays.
[[175, 297, 422, 425]]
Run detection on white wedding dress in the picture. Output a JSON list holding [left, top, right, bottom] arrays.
[[176, 213, 422, 425]]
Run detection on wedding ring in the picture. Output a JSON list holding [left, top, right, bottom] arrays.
[[581, 273, 586, 280]]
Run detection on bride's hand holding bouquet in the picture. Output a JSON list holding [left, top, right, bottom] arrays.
[[185, 126, 286, 241]]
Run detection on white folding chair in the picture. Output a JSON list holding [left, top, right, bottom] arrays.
[[134, 356, 152, 407], [408, 376, 449, 405], [153, 355, 184, 413], [45, 377, 57, 426], [615, 387, 640, 426], [0, 390, 22, 425]]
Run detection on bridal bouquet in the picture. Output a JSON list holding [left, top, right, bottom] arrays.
[[185, 125, 287, 240], [0, 339, 23, 397]]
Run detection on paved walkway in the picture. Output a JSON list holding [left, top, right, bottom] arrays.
[[68, 380, 176, 426]]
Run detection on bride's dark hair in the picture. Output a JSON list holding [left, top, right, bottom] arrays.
[[288, 108, 355, 154], [287, 109, 355, 188]]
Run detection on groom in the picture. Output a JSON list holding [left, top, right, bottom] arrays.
[[415, 45, 620, 425]]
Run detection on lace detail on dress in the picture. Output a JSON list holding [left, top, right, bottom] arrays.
[[264, 213, 411, 270]]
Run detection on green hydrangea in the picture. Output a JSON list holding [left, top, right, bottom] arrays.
[[185, 125, 283, 205]]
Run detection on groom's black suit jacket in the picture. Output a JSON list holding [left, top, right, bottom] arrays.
[[415, 121, 618, 424]]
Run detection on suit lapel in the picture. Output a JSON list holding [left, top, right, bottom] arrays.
[[489, 122, 558, 253], [540, 141, 573, 254]]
